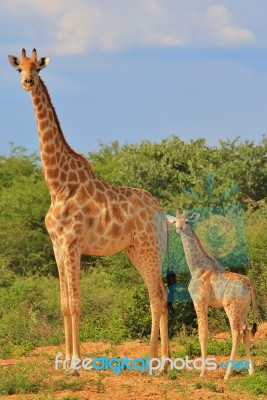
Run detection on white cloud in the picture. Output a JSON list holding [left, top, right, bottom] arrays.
[[222, 26, 255, 44], [205, 5, 255, 45], [1, 0, 256, 55]]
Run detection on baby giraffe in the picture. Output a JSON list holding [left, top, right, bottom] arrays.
[[167, 211, 258, 380]]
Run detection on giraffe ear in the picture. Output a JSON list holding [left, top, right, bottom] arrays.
[[187, 213, 200, 223], [166, 215, 176, 224], [38, 56, 50, 70], [8, 55, 20, 68]]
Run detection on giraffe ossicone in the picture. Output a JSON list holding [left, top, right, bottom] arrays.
[[167, 211, 258, 380], [8, 48, 170, 374]]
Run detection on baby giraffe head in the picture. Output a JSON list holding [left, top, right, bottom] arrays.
[[166, 210, 200, 233], [8, 48, 50, 92]]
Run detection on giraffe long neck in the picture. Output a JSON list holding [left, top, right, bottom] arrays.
[[30, 78, 96, 195], [180, 225, 221, 274]]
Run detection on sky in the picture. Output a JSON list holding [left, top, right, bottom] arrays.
[[0, 0, 267, 156]]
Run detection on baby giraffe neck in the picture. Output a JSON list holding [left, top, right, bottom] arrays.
[[180, 225, 220, 274]]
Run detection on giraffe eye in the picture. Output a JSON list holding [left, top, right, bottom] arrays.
[[37, 68, 41, 73], [17, 68, 22, 73]]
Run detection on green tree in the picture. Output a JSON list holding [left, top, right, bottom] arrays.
[[0, 146, 53, 274]]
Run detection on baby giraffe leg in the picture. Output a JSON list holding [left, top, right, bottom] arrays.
[[224, 302, 243, 380], [240, 301, 255, 375], [194, 302, 209, 378], [242, 326, 254, 375]]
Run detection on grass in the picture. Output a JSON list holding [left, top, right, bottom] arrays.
[[228, 370, 267, 396], [0, 361, 86, 396], [194, 380, 218, 391], [0, 362, 47, 395]]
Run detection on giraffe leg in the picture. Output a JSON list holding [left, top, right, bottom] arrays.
[[126, 246, 169, 367], [242, 325, 254, 375], [53, 243, 73, 371], [224, 302, 243, 380], [150, 276, 170, 370], [159, 297, 170, 361], [61, 245, 81, 375], [241, 301, 254, 375], [194, 301, 208, 378]]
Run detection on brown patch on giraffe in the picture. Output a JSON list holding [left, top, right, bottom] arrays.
[[44, 142, 55, 154], [74, 213, 84, 222], [94, 190, 106, 203], [42, 153, 51, 165], [59, 171, 67, 182], [74, 188, 87, 206], [49, 155, 57, 166], [37, 109, 47, 120], [68, 183, 80, 197], [69, 159, 77, 170], [83, 200, 98, 215], [62, 200, 77, 218], [79, 169, 87, 183], [35, 104, 43, 113], [46, 168, 59, 179], [34, 96, 41, 107], [63, 163, 69, 173], [39, 120, 49, 130], [43, 129, 53, 141], [68, 171, 78, 182], [85, 216, 95, 228]]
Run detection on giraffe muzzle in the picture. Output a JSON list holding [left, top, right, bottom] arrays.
[[23, 78, 35, 91]]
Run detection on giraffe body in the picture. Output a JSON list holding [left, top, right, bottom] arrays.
[[167, 211, 258, 380], [9, 49, 170, 373]]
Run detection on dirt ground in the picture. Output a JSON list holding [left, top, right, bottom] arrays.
[[1, 323, 266, 400]]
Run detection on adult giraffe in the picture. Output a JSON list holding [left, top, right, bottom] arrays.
[[8, 48, 170, 373]]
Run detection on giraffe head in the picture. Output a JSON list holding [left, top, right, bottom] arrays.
[[166, 210, 200, 233], [8, 48, 50, 92]]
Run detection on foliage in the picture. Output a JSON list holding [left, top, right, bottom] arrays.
[[88, 135, 267, 209], [245, 201, 267, 320], [0, 136, 266, 346], [0, 275, 62, 357], [0, 145, 53, 275]]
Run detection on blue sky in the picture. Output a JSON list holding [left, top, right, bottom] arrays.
[[0, 0, 266, 156]]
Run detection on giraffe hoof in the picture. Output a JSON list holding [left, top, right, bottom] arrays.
[[64, 368, 80, 377]]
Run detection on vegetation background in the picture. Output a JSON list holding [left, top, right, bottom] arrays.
[[0, 135, 266, 358]]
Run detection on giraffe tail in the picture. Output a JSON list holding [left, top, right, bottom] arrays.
[[250, 284, 258, 337], [166, 220, 176, 313]]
